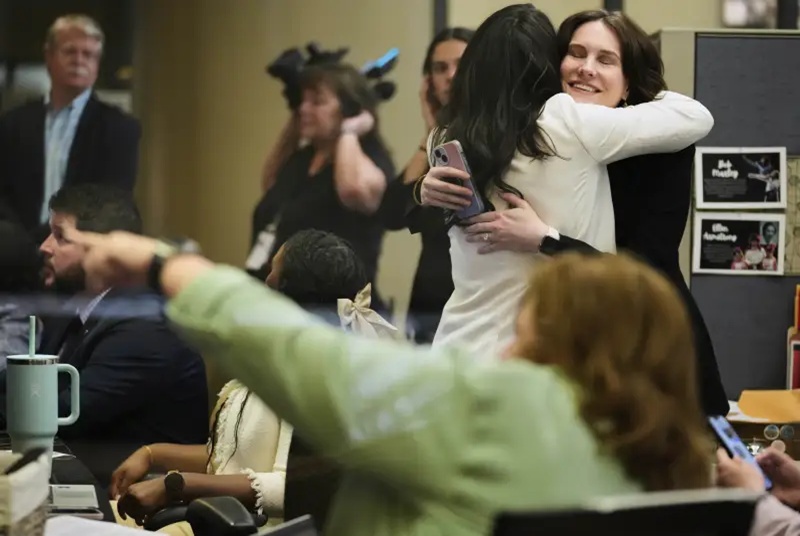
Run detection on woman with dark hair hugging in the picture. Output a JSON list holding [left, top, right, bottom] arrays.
[[110, 230, 394, 533], [378, 26, 473, 343], [456, 10, 728, 416], [417, 4, 714, 365]]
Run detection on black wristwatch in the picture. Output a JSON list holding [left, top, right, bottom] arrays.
[[164, 471, 185, 504], [147, 238, 201, 295], [538, 227, 561, 256]]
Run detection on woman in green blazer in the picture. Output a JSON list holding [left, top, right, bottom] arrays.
[[70, 223, 712, 535]]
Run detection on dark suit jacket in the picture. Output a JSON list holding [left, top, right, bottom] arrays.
[[0, 289, 208, 484], [544, 146, 729, 417], [0, 94, 141, 230]]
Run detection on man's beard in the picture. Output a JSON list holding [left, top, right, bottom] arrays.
[[50, 264, 87, 296]]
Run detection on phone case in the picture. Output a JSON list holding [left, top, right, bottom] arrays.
[[431, 140, 485, 219], [709, 416, 772, 489]]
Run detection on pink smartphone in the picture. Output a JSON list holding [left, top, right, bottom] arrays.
[[431, 140, 485, 219]]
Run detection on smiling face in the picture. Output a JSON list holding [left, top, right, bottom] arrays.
[[560, 20, 628, 108]]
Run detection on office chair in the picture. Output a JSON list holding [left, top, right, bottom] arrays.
[[143, 498, 265, 534], [494, 488, 762, 536]]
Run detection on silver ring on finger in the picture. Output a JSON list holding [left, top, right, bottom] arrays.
[[483, 232, 490, 242]]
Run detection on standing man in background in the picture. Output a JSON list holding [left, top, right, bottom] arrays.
[[0, 14, 140, 238]]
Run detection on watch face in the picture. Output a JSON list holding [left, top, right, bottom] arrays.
[[164, 472, 184, 498]]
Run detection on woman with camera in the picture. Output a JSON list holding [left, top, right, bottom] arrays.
[[378, 27, 473, 342], [250, 64, 395, 306]]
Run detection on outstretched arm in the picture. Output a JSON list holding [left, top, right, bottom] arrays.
[[554, 91, 714, 165]]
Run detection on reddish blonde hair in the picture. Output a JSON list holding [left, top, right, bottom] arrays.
[[519, 253, 713, 491]]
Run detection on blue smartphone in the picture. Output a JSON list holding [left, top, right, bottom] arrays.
[[709, 415, 772, 490], [431, 140, 485, 220]]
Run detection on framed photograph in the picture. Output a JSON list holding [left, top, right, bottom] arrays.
[[693, 212, 785, 275], [695, 146, 787, 209], [722, 0, 777, 29]]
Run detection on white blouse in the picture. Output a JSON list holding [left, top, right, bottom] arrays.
[[432, 91, 714, 358], [209, 380, 293, 517]]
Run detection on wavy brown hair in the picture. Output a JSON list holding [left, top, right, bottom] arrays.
[[516, 253, 712, 491], [557, 10, 666, 105]]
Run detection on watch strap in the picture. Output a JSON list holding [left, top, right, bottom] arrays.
[[538, 227, 561, 256], [147, 238, 201, 295], [164, 470, 185, 504]]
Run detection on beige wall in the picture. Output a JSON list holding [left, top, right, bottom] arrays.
[[448, 0, 602, 28], [133, 1, 726, 324], [134, 0, 430, 325], [449, 0, 722, 32], [626, 0, 722, 34]]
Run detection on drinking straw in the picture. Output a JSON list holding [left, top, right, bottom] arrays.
[[29, 316, 35, 357]]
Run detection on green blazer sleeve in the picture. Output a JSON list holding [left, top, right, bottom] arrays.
[[166, 266, 475, 500], [166, 266, 642, 535]]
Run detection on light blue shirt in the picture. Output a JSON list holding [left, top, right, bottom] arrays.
[[42, 88, 93, 223]]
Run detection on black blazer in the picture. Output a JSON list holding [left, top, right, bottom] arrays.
[[0, 94, 140, 230], [0, 289, 208, 483], [544, 146, 729, 417], [378, 174, 453, 342]]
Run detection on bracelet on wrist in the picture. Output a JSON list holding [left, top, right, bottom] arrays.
[[143, 444, 154, 465]]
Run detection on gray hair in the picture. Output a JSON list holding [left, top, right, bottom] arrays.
[[45, 14, 105, 52]]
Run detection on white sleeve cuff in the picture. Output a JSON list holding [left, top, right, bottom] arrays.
[[242, 468, 286, 517]]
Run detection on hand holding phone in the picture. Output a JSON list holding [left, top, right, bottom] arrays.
[[709, 415, 772, 490], [430, 141, 485, 220]]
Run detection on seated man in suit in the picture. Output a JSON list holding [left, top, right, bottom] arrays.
[[0, 183, 208, 484], [0, 14, 140, 237]]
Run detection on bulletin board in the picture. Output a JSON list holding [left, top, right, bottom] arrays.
[[690, 33, 800, 397]]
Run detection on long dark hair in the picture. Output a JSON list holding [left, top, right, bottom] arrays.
[[207, 388, 252, 472], [435, 4, 562, 197], [422, 27, 475, 75], [557, 10, 667, 106]]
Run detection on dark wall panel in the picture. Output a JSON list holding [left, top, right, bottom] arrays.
[[692, 33, 800, 397]]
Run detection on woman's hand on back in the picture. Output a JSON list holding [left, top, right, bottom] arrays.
[[110, 446, 152, 500], [464, 193, 549, 254], [420, 166, 473, 210]]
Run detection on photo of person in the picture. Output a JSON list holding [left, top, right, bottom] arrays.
[[695, 146, 787, 209], [693, 212, 785, 275], [743, 154, 781, 202], [761, 221, 780, 246], [743, 233, 766, 268], [762, 243, 778, 271], [730, 247, 748, 270]]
